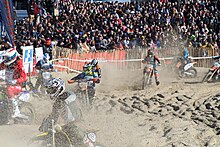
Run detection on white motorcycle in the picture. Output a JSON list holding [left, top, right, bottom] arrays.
[[175, 57, 197, 78]]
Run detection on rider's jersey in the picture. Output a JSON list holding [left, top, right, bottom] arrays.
[[92, 65, 101, 78], [183, 48, 189, 59], [83, 63, 93, 76], [36, 59, 53, 71], [143, 55, 160, 66], [0, 58, 26, 84], [81, 62, 102, 79]]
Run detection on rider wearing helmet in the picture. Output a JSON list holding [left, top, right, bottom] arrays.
[[177, 45, 190, 70], [68, 58, 101, 84], [142, 49, 161, 85], [182, 46, 189, 64], [0, 48, 26, 119], [35, 53, 53, 70], [90, 58, 101, 79], [39, 78, 78, 132], [35, 53, 53, 92]]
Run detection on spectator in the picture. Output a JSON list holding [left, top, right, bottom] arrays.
[[1, 0, 218, 54]]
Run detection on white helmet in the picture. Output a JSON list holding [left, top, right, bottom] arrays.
[[45, 78, 65, 99], [2, 48, 17, 66]]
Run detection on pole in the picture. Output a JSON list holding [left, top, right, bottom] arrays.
[[52, 119, 56, 147], [28, 62, 31, 82]]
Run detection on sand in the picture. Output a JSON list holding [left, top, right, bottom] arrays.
[[1, 64, 220, 147]]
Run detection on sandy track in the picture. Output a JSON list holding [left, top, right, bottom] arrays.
[[1, 66, 220, 147]]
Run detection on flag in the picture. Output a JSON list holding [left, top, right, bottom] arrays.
[[0, 0, 14, 45]]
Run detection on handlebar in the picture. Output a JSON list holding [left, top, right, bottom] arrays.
[[76, 78, 100, 83]]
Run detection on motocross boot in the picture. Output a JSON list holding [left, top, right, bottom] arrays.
[[155, 78, 160, 86], [11, 99, 23, 118], [6, 118, 14, 125], [149, 78, 153, 85], [6, 99, 21, 125]]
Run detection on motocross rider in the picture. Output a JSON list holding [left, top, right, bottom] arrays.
[[182, 47, 189, 64], [39, 78, 80, 132], [183, 47, 189, 60], [142, 49, 161, 85], [177, 46, 190, 71], [0, 48, 26, 119], [35, 53, 53, 92], [67, 58, 101, 84]]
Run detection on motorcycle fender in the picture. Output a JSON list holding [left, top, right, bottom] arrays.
[[176, 62, 181, 68], [65, 92, 77, 105], [18, 92, 30, 102], [66, 105, 75, 122], [36, 132, 49, 137], [145, 68, 151, 72], [210, 66, 217, 71], [184, 63, 194, 71]]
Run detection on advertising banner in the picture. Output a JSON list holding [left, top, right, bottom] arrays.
[[22, 46, 34, 73], [0, 0, 14, 45]]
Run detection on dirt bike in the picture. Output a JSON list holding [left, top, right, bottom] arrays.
[[73, 78, 100, 107], [175, 57, 197, 78], [38, 91, 83, 132], [31, 119, 103, 147], [202, 61, 220, 83], [0, 82, 36, 125], [142, 64, 154, 90]]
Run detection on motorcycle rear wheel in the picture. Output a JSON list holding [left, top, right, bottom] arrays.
[[179, 68, 197, 78], [0, 102, 10, 125], [186, 68, 197, 78]]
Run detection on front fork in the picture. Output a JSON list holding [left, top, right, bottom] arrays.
[[144, 69, 153, 84]]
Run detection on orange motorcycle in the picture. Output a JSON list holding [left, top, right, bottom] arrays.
[[202, 61, 220, 83]]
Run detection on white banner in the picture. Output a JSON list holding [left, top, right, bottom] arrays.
[[22, 46, 34, 73], [35, 47, 44, 62]]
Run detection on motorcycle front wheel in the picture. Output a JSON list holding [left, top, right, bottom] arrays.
[[17, 102, 36, 125], [203, 73, 218, 83], [142, 73, 147, 90], [142, 71, 152, 90]]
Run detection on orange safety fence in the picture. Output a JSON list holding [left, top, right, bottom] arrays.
[[52, 46, 215, 71], [54, 50, 126, 72]]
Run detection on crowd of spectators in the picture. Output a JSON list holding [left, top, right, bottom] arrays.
[[3, 0, 220, 54]]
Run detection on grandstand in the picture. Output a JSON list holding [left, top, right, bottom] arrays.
[[0, 0, 218, 55]]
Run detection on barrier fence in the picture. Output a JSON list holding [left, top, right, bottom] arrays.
[[52, 48, 126, 72], [52, 46, 217, 72]]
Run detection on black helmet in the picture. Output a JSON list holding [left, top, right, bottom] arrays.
[[147, 49, 154, 56], [91, 59, 98, 66]]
